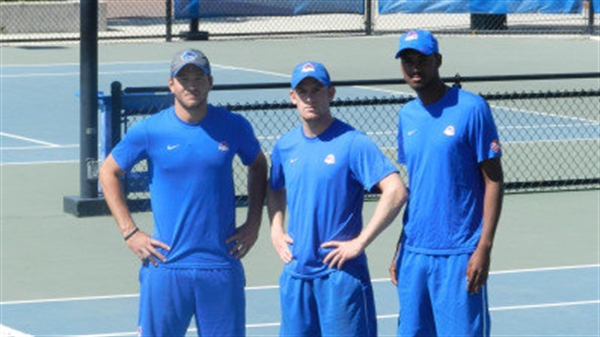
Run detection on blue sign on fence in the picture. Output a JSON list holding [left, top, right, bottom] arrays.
[[174, 0, 365, 19], [379, 0, 594, 14]]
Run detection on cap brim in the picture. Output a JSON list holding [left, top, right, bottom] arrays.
[[395, 47, 435, 59], [172, 63, 209, 77]]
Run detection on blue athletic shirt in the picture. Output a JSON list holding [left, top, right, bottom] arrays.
[[270, 119, 398, 278], [110, 105, 260, 268], [397, 86, 502, 255]]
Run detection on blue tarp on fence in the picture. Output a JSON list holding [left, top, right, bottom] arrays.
[[174, 0, 364, 19], [378, 0, 598, 15]]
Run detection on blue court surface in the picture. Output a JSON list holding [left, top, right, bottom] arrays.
[[0, 62, 399, 164], [2, 62, 599, 165], [1, 265, 598, 336]]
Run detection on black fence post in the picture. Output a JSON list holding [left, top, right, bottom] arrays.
[[110, 81, 122, 149], [365, 0, 373, 36], [587, 0, 595, 34], [80, 0, 99, 199], [64, 0, 111, 217], [453, 73, 462, 88], [166, 0, 172, 42], [186, 18, 209, 40]]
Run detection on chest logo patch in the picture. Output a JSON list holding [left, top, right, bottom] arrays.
[[443, 125, 455, 136], [324, 154, 335, 165]]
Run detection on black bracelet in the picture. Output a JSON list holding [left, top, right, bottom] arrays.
[[124, 227, 139, 241]]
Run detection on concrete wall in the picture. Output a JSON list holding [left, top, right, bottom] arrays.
[[105, 0, 165, 18], [0, 1, 107, 34]]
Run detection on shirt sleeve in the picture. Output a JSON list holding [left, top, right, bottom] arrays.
[[269, 142, 285, 190], [110, 120, 149, 172], [350, 132, 398, 192], [469, 98, 502, 163], [397, 108, 406, 165], [235, 115, 261, 166]]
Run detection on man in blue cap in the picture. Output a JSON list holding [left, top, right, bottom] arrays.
[[268, 61, 408, 336], [99, 48, 268, 336], [389, 30, 504, 336]]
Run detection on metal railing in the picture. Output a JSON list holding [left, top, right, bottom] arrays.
[[97, 73, 600, 213]]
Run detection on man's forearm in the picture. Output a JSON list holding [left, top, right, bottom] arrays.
[[245, 152, 268, 227]]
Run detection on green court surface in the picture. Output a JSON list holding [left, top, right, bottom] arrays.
[[1, 161, 599, 301]]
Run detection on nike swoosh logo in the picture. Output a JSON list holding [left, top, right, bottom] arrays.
[[167, 145, 180, 150], [407, 130, 417, 136]]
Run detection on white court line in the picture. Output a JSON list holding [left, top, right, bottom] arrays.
[[215, 64, 289, 79], [493, 105, 600, 125], [503, 137, 600, 145], [0, 63, 285, 80], [375, 300, 600, 319], [0, 60, 172, 69], [0, 294, 139, 306], [0, 60, 248, 71], [0, 69, 169, 79], [490, 263, 600, 275], [4, 264, 598, 337], [0, 324, 33, 337], [500, 122, 600, 130], [2, 264, 597, 306], [214, 64, 416, 97], [491, 299, 600, 311], [0, 60, 169, 75], [0, 132, 59, 147], [371, 263, 600, 283], [0, 160, 78, 166], [71, 333, 137, 337], [1, 144, 78, 151], [60, 300, 600, 337]]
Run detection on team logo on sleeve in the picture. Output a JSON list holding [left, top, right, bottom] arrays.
[[324, 154, 335, 165], [491, 140, 501, 153], [218, 141, 229, 152]]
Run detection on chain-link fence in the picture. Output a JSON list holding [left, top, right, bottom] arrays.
[[1, 0, 598, 43], [99, 73, 600, 213]]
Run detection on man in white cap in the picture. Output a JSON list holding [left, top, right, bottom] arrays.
[[99, 49, 267, 336], [389, 29, 504, 336], [268, 61, 408, 336]]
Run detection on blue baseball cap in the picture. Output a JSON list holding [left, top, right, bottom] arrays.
[[394, 29, 439, 59], [290, 61, 332, 89], [171, 49, 211, 77]]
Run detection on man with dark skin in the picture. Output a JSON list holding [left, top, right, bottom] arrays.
[[389, 30, 504, 336]]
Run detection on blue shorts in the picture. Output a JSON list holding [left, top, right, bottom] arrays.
[[137, 263, 245, 337], [279, 268, 377, 337], [396, 249, 490, 337]]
